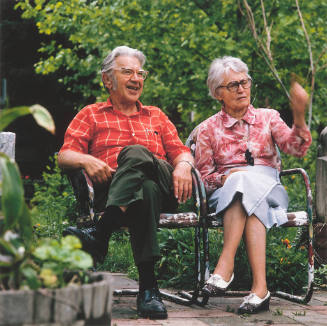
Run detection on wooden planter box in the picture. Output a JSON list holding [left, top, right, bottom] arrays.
[[0, 273, 113, 326]]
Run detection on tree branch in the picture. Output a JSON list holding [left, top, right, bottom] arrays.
[[295, 0, 314, 130], [242, 0, 290, 99]]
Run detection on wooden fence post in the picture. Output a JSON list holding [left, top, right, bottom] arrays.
[[315, 126, 327, 265]]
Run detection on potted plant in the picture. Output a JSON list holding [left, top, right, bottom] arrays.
[[0, 105, 113, 325]]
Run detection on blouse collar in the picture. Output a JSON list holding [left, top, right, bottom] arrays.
[[220, 104, 256, 128]]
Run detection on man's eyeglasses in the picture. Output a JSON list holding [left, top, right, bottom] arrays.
[[115, 67, 148, 80], [216, 78, 252, 93]]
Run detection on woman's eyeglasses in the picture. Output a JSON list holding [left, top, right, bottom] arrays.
[[216, 78, 252, 93]]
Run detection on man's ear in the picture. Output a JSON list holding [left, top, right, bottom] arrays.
[[102, 73, 112, 89]]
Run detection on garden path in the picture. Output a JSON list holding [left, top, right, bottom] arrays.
[[110, 272, 327, 326]]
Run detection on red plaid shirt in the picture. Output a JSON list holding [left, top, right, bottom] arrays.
[[60, 98, 190, 168]]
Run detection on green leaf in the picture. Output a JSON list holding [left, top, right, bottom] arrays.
[[61, 235, 82, 250], [0, 106, 30, 131], [19, 203, 33, 246], [29, 104, 55, 135], [0, 153, 25, 231], [21, 266, 41, 290], [0, 105, 55, 135], [69, 250, 93, 270]]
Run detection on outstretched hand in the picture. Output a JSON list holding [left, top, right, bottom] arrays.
[[290, 81, 309, 127]]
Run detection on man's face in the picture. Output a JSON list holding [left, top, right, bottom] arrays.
[[109, 55, 144, 104]]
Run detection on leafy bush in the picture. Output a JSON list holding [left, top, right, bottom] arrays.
[[0, 109, 92, 291], [31, 155, 77, 239], [315, 264, 327, 289], [0, 232, 92, 290]]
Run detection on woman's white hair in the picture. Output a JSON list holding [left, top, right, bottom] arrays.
[[207, 56, 250, 99], [101, 46, 146, 91]]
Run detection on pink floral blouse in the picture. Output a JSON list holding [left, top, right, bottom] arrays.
[[195, 105, 312, 194]]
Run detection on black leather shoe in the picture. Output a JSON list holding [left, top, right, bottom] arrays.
[[63, 226, 107, 265], [238, 291, 271, 314], [137, 288, 168, 319]]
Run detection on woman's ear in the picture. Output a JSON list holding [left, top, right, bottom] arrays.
[[215, 89, 223, 102]]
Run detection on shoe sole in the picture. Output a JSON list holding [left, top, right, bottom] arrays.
[[202, 284, 227, 296], [238, 299, 270, 314], [137, 310, 168, 319]]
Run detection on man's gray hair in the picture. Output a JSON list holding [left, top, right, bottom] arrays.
[[207, 56, 250, 99], [101, 46, 146, 92], [101, 45, 146, 75]]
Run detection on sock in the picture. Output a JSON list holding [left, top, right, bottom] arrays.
[[95, 205, 124, 242], [137, 260, 158, 292]]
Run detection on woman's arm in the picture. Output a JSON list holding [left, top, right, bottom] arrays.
[[195, 125, 224, 193], [271, 82, 312, 157]]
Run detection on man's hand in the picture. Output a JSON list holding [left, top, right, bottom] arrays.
[[82, 154, 116, 184], [58, 150, 115, 184], [172, 161, 193, 203]]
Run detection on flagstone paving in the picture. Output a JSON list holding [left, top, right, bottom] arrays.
[[110, 273, 327, 326]]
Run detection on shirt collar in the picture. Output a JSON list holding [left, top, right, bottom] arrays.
[[104, 98, 151, 116], [220, 104, 256, 128]]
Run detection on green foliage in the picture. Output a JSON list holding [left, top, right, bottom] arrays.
[[14, 0, 327, 136], [31, 155, 78, 238], [0, 231, 92, 290], [157, 229, 195, 289], [0, 152, 92, 291], [0, 104, 55, 134], [33, 235, 92, 288], [0, 106, 91, 291], [0, 153, 29, 241], [315, 264, 327, 289], [98, 231, 136, 276]]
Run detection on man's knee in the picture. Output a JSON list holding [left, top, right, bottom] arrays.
[[117, 145, 154, 166]]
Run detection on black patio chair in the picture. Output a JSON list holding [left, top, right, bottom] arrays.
[[64, 164, 207, 306], [185, 125, 314, 305]]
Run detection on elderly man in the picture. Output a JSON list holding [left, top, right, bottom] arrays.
[[58, 46, 193, 319]]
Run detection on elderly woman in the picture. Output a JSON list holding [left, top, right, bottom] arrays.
[[195, 56, 311, 314]]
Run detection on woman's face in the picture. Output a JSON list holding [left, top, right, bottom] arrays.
[[215, 70, 251, 115]]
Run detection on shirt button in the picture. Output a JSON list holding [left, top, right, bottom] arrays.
[[132, 133, 135, 136]]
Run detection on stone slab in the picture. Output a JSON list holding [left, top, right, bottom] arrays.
[[91, 280, 108, 319], [34, 289, 54, 323], [0, 289, 34, 325], [54, 286, 80, 324]]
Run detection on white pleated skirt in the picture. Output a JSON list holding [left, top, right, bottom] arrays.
[[208, 165, 289, 229]]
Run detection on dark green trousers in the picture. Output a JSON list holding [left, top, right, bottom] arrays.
[[95, 145, 177, 265]]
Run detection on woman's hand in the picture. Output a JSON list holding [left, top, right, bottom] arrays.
[[290, 82, 309, 128]]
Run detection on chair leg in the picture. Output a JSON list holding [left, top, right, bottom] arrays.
[[274, 223, 314, 304], [113, 226, 207, 307]]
